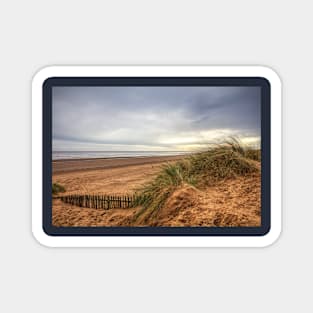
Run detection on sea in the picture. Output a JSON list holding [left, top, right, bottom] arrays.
[[52, 151, 189, 160]]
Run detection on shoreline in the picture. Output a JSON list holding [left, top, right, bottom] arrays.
[[52, 154, 187, 162], [53, 154, 186, 175]]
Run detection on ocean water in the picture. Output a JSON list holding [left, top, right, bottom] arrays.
[[52, 151, 189, 160]]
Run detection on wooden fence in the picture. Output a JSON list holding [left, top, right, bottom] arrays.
[[58, 194, 136, 210]]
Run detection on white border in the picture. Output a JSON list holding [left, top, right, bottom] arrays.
[[32, 66, 282, 247]]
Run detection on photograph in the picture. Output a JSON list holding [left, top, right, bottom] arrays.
[[51, 85, 262, 227]]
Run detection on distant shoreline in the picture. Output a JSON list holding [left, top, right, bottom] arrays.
[[53, 156, 159, 162], [52, 151, 190, 161], [52, 154, 188, 162], [52, 154, 186, 174]]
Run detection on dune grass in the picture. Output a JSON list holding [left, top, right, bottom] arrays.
[[133, 138, 260, 221], [52, 182, 66, 195], [245, 149, 261, 161]]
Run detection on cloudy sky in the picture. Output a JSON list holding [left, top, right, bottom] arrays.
[[52, 86, 261, 152]]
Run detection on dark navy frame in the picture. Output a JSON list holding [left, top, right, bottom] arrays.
[[43, 77, 270, 236]]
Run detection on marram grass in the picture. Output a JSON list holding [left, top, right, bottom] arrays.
[[133, 138, 260, 222]]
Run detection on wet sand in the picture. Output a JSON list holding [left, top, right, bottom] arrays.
[[53, 155, 185, 175]]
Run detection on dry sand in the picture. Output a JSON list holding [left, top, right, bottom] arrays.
[[154, 173, 261, 227], [52, 155, 261, 227]]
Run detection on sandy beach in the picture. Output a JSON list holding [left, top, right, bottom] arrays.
[[53, 155, 184, 194], [52, 155, 187, 226], [52, 154, 261, 227]]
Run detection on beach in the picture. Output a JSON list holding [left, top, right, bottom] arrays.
[[52, 154, 261, 227], [53, 155, 184, 194], [52, 155, 187, 226]]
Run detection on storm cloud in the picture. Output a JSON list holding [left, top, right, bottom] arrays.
[[52, 86, 261, 151]]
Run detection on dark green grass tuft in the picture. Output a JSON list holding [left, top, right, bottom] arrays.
[[52, 183, 66, 195]]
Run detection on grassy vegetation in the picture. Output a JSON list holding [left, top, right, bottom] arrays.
[[245, 149, 261, 161], [52, 182, 66, 195], [133, 138, 260, 221]]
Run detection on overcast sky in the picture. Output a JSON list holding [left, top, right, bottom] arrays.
[[52, 86, 261, 151]]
